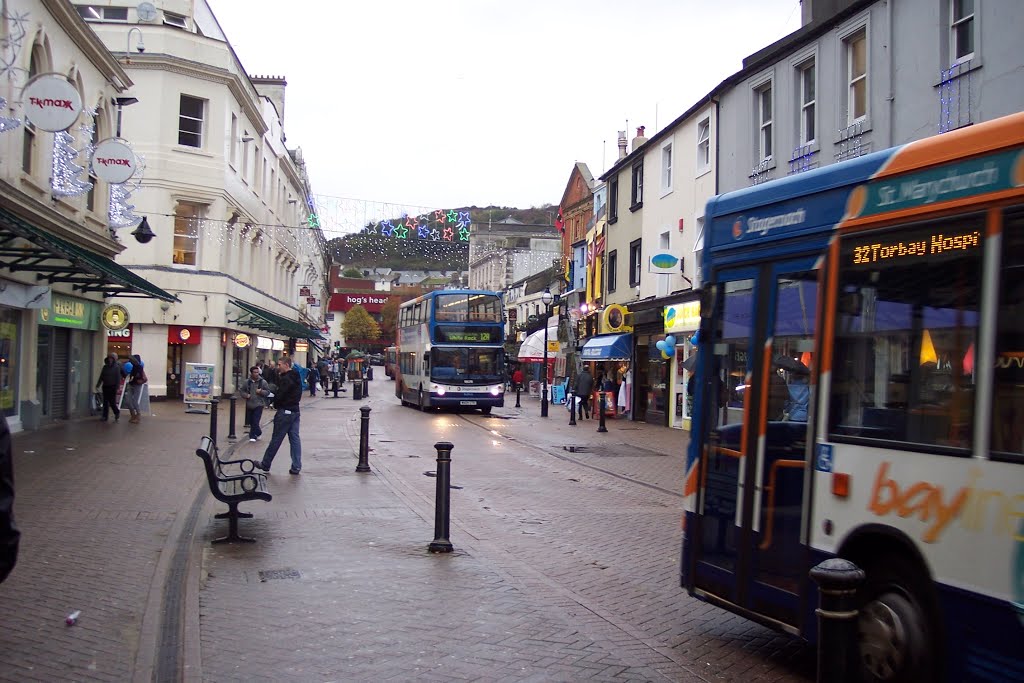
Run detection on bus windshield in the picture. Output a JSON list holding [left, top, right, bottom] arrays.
[[431, 348, 503, 382], [433, 293, 502, 322]]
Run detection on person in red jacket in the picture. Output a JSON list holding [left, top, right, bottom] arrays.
[[511, 367, 524, 391]]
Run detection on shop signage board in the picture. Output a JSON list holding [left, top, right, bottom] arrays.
[[183, 362, 215, 413], [38, 294, 99, 330], [91, 139, 137, 183], [101, 304, 129, 330], [22, 74, 83, 131]]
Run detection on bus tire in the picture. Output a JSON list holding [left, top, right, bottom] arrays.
[[481, 406, 492, 415], [418, 387, 425, 411], [857, 552, 940, 683]]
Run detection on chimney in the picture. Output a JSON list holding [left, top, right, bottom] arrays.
[[617, 130, 628, 159], [250, 74, 288, 126], [631, 126, 647, 152]]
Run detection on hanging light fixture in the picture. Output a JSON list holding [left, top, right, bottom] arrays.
[[131, 216, 155, 243]]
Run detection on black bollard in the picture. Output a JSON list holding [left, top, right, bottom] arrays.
[[569, 393, 577, 425], [809, 558, 865, 683], [362, 376, 369, 398], [428, 441, 454, 553], [352, 381, 362, 400], [332, 379, 339, 398], [597, 393, 608, 433], [515, 386, 521, 408], [228, 396, 237, 440], [209, 398, 219, 451], [356, 406, 371, 472]]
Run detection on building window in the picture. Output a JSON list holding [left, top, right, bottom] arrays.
[[755, 82, 773, 162], [629, 239, 642, 288], [845, 29, 868, 124], [798, 59, 816, 144], [608, 177, 619, 223], [86, 111, 101, 211], [630, 161, 643, 210], [950, 0, 975, 63], [230, 114, 238, 167], [178, 95, 205, 148], [696, 118, 710, 174], [163, 11, 188, 29], [77, 6, 128, 21], [173, 203, 202, 266], [661, 142, 673, 192], [607, 250, 617, 293]]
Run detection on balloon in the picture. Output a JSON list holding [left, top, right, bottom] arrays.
[[655, 340, 667, 353], [124, 361, 133, 374], [665, 335, 677, 347], [690, 331, 700, 345], [661, 350, 671, 360]]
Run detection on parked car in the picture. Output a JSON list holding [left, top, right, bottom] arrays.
[[367, 353, 384, 366]]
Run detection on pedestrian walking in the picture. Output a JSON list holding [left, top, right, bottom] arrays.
[[317, 357, 329, 391], [511, 366, 524, 391], [124, 354, 147, 424], [255, 356, 303, 475], [239, 365, 270, 442], [0, 414, 18, 584], [574, 366, 594, 419], [95, 353, 125, 422], [307, 361, 319, 397]]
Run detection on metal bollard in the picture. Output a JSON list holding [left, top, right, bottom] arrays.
[[809, 558, 865, 683], [428, 441, 454, 553], [352, 381, 362, 400], [515, 386, 521, 408], [332, 379, 339, 398], [569, 393, 577, 425], [362, 376, 369, 398], [356, 406, 371, 472], [597, 393, 608, 433], [228, 396, 237, 440], [209, 398, 219, 450]]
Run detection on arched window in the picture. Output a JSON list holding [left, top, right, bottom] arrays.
[[21, 43, 44, 174]]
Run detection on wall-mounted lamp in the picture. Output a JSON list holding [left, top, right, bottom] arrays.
[[287, 198, 298, 204], [241, 135, 254, 143], [160, 301, 171, 312], [131, 216, 155, 243], [112, 95, 139, 137]]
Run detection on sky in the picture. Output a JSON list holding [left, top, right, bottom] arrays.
[[208, 0, 803, 228]]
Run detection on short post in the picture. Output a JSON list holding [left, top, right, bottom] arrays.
[[352, 380, 362, 400], [227, 396, 237, 440], [569, 392, 577, 425], [209, 398, 219, 449], [809, 558, 866, 683], [362, 376, 369, 398], [356, 406, 371, 472], [332, 379, 339, 398], [428, 441, 454, 553], [597, 393, 608, 433], [515, 385, 521, 408]]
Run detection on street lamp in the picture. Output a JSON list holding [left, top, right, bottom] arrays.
[[541, 288, 553, 417]]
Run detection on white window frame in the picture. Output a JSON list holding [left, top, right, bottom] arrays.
[[696, 118, 711, 176], [173, 202, 203, 267], [752, 75, 774, 164], [798, 58, 816, 145], [950, 0, 976, 64], [77, 6, 129, 22], [229, 114, 238, 168], [178, 94, 205, 148], [841, 25, 869, 126], [660, 140, 673, 196], [163, 11, 188, 29]]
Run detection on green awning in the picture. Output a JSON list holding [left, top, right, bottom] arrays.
[[0, 206, 177, 302], [229, 299, 325, 341]]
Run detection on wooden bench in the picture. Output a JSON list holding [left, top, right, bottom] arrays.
[[195, 436, 271, 543]]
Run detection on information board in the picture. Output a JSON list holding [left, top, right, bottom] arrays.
[[184, 362, 215, 409]]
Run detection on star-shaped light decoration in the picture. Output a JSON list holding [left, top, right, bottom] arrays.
[[417, 224, 431, 239], [380, 220, 394, 237], [405, 216, 417, 229], [443, 227, 454, 241], [459, 211, 470, 224], [430, 228, 440, 241], [458, 226, 470, 241], [394, 224, 409, 239], [434, 209, 446, 221], [446, 210, 458, 223]]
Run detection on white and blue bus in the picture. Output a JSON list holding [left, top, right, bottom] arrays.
[[394, 289, 506, 413], [683, 112, 1024, 682]]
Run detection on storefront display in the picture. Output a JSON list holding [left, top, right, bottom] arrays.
[[664, 300, 701, 430]]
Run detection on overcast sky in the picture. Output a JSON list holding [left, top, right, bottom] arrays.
[[208, 0, 802, 225]]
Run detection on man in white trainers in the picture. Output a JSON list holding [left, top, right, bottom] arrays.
[[239, 365, 270, 442]]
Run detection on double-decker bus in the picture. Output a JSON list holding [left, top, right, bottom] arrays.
[[394, 289, 506, 413], [683, 112, 1024, 682], [384, 346, 397, 379]]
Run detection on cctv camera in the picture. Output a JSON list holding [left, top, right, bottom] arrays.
[[136, 43, 145, 53]]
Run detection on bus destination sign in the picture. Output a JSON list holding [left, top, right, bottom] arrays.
[[435, 325, 501, 343], [850, 227, 981, 267]]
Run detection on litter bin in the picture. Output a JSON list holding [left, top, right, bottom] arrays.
[[352, 381, 363, 400]]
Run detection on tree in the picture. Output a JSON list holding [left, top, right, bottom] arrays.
[[342, 267, 364, 278], [341, 305, 380, 349], [380, 296, 401, 340]]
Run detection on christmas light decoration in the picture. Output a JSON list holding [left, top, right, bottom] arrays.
[[50, 130, 93, 197], [0, 97, 20, 133], [108, 153, 145, 229], [0, 9, 28, 83]]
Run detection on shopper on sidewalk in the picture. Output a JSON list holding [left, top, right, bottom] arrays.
[[256, 356, 302, 475], [0, 415, 17, 583], [95, 353, 125, 422], [125, 354, 147, 424], [239, 365, 270, 442], [574, 367, 594, 420]]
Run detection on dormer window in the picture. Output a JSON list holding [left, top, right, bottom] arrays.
[[163, 11, 188, 29]]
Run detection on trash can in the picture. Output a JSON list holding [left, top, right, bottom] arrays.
[[352, 381, 363, 400], [367, 366, 374, 380]]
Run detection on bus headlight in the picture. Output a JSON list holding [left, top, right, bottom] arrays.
[[432, 384, 446, 396], [490, 385, 502, 396]]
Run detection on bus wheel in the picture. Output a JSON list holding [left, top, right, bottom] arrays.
[[481, 406, 492, 415], [857, 555, 938, 683], [418, 388, 426, 411]]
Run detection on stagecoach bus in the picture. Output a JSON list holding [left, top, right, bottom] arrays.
[[683, 112, 1024, 682], [394, 289, 505, 413]]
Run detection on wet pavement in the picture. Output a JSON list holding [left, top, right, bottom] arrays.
[[0, 378, 813, 682]]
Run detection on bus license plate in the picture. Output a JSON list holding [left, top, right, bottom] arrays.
[[460, 400, 477, 406]]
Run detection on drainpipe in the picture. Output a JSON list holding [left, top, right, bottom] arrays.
[[886, 0, 895, 147]]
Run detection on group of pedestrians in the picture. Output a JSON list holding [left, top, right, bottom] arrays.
[[94, 353, 148, 423]]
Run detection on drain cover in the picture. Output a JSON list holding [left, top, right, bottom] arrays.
[[563, 445, 589, 453], [258, 569, 301, 581]]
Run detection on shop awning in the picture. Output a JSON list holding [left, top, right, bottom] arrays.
[[0, 206, 177, 302], [229, 299, 325, 341], [517, 326, 558, 362], [579, 333, 633, 361]]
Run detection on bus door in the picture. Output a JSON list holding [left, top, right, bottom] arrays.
[[692, 257, 819, 629]]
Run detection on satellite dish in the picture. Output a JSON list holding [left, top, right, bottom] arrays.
[[136, 2, 157, 21]]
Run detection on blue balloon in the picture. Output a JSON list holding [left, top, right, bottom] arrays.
[[665, 335, 677, 347], [124, 361, 133, 374]]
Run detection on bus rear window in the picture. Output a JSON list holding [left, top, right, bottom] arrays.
[[829, 217, 983, 452]]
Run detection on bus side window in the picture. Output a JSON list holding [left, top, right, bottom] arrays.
[[422, 353, 430, 375], [990, 209, 1024, 459]]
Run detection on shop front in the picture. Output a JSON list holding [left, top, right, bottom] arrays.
[[166, 325, 202, 399], [664, 300, 701, 430], [578, 333, 632, 418], [37, 294, 100, 422]]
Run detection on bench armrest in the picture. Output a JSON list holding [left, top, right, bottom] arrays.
[[219, 456, 258, 474], [218, 471, 266, 492]]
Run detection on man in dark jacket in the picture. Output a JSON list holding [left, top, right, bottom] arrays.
[[574, 367, 594, 419], [256, 356, 303, 475], [0, 414, 18, 583], [95, 353, 125, 422]]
